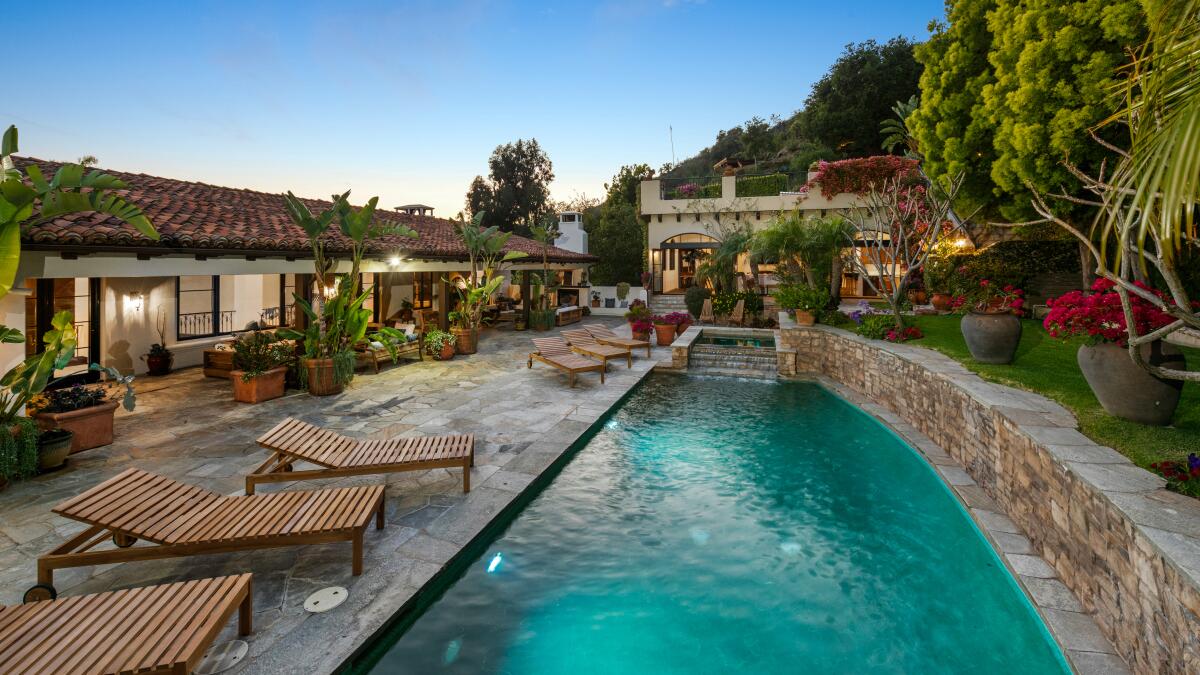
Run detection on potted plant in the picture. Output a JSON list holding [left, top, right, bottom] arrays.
[[452, 213, 528, 355], [37, 428, 73, 472], [230, 331, 292, 404], [616, 282, 631, 303], [959, 280, 1025, 364], [630, 319, 653, 342], [591, 291, 601, 308], [448, 310, 478, 355], [624, 299, 649, 326], [1044, 278, 1187, 425], [424, 329, 457, 360], [665, 311, 692, 335], [775, 285, 829, 327], [141, 307, 174, 375], [277, 191, 418, 396], [32, 364, 137, 454], [399, 299, 415, 322], [651, 315, 677, 346]]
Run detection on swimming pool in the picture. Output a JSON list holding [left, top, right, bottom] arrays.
[[693, 333, 776, 349], [359, 375, 1067, 674]]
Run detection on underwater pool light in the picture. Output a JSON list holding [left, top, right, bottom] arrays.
[[487, 552, 503, 573]]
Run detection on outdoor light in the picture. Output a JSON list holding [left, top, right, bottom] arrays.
[[486, 552, 503, 573], [953, 237, 971, 249], [124, 292, 144, 313], [388, 255, 402, 267]]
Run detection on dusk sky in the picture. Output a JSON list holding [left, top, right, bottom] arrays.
[[7, 1, 943, 217]]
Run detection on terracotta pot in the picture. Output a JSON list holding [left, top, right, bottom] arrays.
[[907, 289, 928, 304], [675, 321, 692, 335], [653, 323, 676, 346], [1077, 342, 1185, 426], [439, 343, 456, 360], [930, 293, 952, 312], [793, 310, 816, 327], [632, 330, 650, 342], [35, 401, 119, 454], [143, 353, 173, 376], [452, 327, 478, 355], [231, 366, 287, 404], [304, 358, 345, 396], [38, 430, 73, 471], [960, 311, 1022, 364]]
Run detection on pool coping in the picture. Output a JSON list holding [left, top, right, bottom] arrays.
[[810, 374, 1129, 675]]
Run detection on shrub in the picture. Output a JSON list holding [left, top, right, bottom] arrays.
[[0, 418, 38, 483], [232, 330, 292, 381], [803, 156, 921, 198], [736, 173, 788, 197], [1149, 455, 1200, 497], [624, 298, 650, 322], [423, 329, 457, 355], [684, 286, 711, 318], [1044, 278, 1185, 346], [774, 285, 829, 312], [615, 282, 631, 300], [712, 291, 763, 317], [856, 314, 896, 340]]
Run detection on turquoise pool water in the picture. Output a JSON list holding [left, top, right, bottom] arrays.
[[694, 333, 775, 349], [363, 376, 1067, 674]]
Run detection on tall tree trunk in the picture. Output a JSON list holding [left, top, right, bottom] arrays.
[[1078, 240, 1094, 289], [829, 254, 843, 308]]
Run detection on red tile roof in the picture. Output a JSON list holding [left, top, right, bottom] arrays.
[[16, 157, 595, 264]]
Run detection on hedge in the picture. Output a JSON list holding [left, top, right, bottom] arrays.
[[735, 173, 788, 198]]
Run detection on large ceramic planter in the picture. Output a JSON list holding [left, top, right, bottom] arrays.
[[38, 430, 73, 471], [143, 353, 174, 376], [632, 330, 650, 342], [1077, 341, 1185, 426], [35, 401, 119, 454], [653, 323, 676, 347], [960, 311, 1022, 364], [930, 293, 953, 312], [907, 289, 928, 305], [793, 310, 816, 327], [452, 327, 478, 355], [231, 366, 287, 404], [304, 358, 344, 396]]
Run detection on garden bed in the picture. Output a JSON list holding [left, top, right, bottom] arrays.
[[908, 315, 1199, 467]]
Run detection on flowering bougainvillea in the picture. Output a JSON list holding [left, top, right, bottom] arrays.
[[630, 319, 653, 335], [970, 280, 1025, 316], [803, 156, 922, 198], [1043, 278, 1177, 346], [1149, 454, 1200, 497]]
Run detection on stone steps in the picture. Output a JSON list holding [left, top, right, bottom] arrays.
[[649, 294, 689, 313], [687, 365, 778, 380], [688, 352, 779, 379]]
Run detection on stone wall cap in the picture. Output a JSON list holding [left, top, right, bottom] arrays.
[[1067, 461, 1166, 494]]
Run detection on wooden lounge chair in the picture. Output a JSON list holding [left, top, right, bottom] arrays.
[[562, 329, 632, 369], [582, 323, 652, 358], [5, 574, 253, 674], [528, 337, 605, 387], [699, 298, 715, 324], [728, 298, 746, 326], [34, 468, 385, 595], [250, 418, 474, 495]]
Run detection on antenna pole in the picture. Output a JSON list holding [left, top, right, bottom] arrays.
[[669, 125, 676, 165]]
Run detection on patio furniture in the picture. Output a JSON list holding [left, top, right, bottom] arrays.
[[356, 321, 423, 373], [582, 323, 652, 358], [700, 298, 715, 324], [5, 574, 254, 674], [528, 337, 605, 387], [728, 299, 745, 326], [555, 305, 583, 326], [251, 418, 474, 495], [202, 345, 235, 379], [32, 468, 385, 595], [562, 329, 632, 369]]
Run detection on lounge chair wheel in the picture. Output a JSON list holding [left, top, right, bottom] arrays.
[[23, 584, 57, 603], [113, 533, 138, 548]]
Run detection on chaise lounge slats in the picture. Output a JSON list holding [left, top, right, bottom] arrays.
[[250, 418, 474, 494], [561, 329, 632, 369], [38, 469, 384, 591], [0, 573, 253, 675], [528, 337, 606, 387], [582, 324, 652, 358]]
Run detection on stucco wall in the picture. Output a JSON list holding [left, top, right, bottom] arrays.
[[779, 325, 1200, 674]]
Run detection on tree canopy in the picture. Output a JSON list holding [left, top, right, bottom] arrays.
[[586, 164, 652, 286], [464, 138, 554, 235]]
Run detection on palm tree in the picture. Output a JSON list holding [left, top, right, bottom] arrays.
[[880, 95, 920, 157]]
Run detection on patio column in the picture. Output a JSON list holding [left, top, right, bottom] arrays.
[[520, 270, 530, 326], [439, 276, 450, 331], [295, 273, 313, 330]]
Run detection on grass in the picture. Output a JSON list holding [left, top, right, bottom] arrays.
[[906, 314, 1200, 468]]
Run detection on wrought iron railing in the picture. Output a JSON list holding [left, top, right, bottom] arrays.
[[177, 310, 235, 339], [258, 304, 295, 328]]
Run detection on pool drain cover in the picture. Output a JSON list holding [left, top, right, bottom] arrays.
[[196, 640, 248, 674], [305, 586, 348, 613]]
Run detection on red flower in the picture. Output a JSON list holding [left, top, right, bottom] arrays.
[[1043, 280, 1178, 347]]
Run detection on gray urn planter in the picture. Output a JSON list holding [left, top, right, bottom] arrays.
[[1077, 341, 1185, 426], [960, 311, 1022, 364]]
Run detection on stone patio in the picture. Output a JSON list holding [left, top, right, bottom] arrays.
[[0, 317, 666, 674]]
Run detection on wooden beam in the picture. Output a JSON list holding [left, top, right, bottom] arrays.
[[439, 276, 450, 332], [520, 270, 531, 326]]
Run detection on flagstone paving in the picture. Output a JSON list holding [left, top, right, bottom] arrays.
[[0, 318, 666, 674]]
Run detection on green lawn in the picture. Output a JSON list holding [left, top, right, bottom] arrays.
[[908, 314, 1200, 468]]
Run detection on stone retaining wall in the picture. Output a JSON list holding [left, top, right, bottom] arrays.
[[779, 325, 1200, 674]]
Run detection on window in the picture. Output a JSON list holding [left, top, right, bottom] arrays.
[[562, 213, 577, 223], [176, 275, 235, 339], [413, 272, 435, 309]]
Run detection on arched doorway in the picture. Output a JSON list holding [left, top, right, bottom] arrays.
[[651, 233, 718, 294]]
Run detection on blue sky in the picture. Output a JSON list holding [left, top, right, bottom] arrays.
[[6, 1, 942, 217]]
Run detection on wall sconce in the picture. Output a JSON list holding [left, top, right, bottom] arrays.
[[388, 255, 402, 267], [125, 292, 144, 313]]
